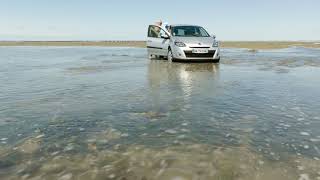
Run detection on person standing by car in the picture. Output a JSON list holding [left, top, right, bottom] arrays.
[[155, 20, 162, 27], [151, 20, 171, 38], [149, 20, 163, 38]]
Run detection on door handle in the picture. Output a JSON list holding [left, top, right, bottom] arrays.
[[147, 40, 152, 42]]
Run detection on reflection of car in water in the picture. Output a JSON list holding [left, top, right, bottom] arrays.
[[147, 24, 220, 62], [147, 61, 220, 111]]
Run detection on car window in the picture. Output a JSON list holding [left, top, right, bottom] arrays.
[[175, 29, 185, 36], [148, 25, 168, 38], [172, 26, 210, 37], [199, 28, 209, 37]]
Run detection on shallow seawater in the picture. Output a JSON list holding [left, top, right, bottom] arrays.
[[0, 46, 320, 180]]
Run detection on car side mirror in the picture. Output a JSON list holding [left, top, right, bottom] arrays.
[[211, 34, 216, 39], [161, 35, 170, 39]]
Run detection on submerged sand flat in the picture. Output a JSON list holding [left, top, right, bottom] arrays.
[[2, 142, 320, 180], [1, 47, 320, 180], [0, 41, 320, 49]]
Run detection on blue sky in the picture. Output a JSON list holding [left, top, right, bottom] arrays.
[[0, 0, 319, 41]]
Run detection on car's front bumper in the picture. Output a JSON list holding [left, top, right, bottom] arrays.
[[172, 46, 220, 60]]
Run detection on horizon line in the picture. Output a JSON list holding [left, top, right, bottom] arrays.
[[0, 40, 319, 42]]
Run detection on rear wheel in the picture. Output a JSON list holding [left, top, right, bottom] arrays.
[[167, 48, 174, 62]]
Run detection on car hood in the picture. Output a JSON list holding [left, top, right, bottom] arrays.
[[172, 37, 215, 46]]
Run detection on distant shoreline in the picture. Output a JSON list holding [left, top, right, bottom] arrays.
[[0, 41, 319, 49]]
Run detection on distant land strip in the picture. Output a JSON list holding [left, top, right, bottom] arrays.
[[0, 41, 319, 49]]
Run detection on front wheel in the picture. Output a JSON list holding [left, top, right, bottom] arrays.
[[167, 48, 175, 62], [213, 57, 220, 63]]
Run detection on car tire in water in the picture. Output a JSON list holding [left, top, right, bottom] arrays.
[[148, 52, 154, 60], [213, 57, 220, 63], [159, 56, 165, 60], [167, 48, 175, 62]]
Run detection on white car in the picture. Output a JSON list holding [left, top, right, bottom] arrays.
[[147, 24, 220, 62]]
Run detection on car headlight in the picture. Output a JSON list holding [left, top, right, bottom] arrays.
[[175, 41, 186, 47], [212, 41, 219, 47]]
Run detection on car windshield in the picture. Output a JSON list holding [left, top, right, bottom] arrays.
[[172, 26, 210, 37]]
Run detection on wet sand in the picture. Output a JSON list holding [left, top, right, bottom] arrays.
[[221, 41, 320, 49], [0, 41, 319, 49]]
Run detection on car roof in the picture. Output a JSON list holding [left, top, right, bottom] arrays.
[[171, 24, 202, 27]]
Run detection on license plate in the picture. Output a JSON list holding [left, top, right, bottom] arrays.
[[192, 49, 209, 53]]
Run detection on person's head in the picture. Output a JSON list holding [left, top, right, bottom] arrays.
[[155, 20, 163, 27]]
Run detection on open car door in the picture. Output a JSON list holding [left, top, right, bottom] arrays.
[[147, 25, 171, 57]]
